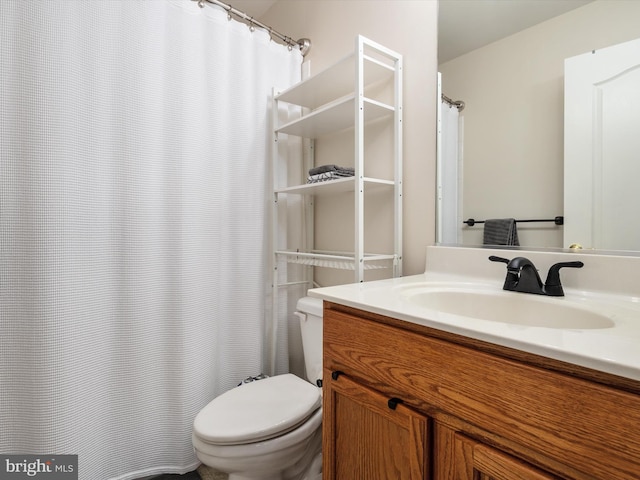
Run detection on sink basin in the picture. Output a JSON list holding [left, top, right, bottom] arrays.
[[399, 284, 615, 329]]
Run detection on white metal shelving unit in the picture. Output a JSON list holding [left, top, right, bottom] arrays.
[[271, 35, 402, 299]]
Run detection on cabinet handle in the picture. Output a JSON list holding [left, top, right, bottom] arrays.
[[331, 370, 344, 380], [388, 397, 403, 410]]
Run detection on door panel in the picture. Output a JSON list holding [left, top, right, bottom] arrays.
[[323, 371, 429, 480], [454, 433, 559, 480]]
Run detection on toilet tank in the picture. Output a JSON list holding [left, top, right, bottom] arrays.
[[295, 296, 323, 385]]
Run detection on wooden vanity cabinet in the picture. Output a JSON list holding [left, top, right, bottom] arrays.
[[322, 302, 640, 480]]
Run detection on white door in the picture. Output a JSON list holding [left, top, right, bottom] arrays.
[[564, 38, 640, 251]]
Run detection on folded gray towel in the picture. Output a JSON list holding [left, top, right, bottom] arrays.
[[483, 218, 520, 246], [309, 164, 354, 176], [309, 164, 337, 175], [307, 170, 355, 183]]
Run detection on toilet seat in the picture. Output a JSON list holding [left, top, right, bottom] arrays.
[[193, 374, 321, 445]]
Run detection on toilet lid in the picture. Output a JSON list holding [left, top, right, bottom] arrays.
[[193, 374, 321, 445]]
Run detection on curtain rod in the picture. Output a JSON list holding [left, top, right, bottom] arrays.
[[442, 93, 465, 111], [194, 0, 311, 56]]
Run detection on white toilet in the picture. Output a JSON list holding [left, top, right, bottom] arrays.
[[192, 296, 324, 480]]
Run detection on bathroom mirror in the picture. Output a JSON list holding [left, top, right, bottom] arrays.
[[436, 0, 640, 252]]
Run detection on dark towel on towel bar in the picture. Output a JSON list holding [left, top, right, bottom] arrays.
[[483, 218, 520, 246]]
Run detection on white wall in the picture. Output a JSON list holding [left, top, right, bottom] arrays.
[[438, 0, 640, 248], [261, 0, 439, 284]]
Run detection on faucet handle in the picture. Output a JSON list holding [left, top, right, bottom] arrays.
[[551, 261, 584, 269], [488, 255, 510, 265], [544, 261, 584, 296]]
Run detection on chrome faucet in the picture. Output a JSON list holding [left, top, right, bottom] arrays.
[[489, 256, 584, 296]]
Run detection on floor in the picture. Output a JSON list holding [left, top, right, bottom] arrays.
[[151, 472, 200, 480], [196, 465, 228, 480], [151, 465, 227, 480]]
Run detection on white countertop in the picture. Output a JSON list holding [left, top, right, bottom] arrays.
[[309, 270, 640, 382]]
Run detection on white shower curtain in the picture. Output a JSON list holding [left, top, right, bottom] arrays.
[[0, 1, 301, 478], [437, 98, 463, 244]]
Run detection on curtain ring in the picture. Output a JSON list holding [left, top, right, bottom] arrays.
[[249, 18, 255, 32], [197, 0, 205, 8]]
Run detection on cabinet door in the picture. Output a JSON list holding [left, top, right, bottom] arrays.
[[323, 371, 429, 480], [452, 433, 560, 480]]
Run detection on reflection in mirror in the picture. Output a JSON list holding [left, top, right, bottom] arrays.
[[437, 0, 640, 252], [564, 37, 640, 252]]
